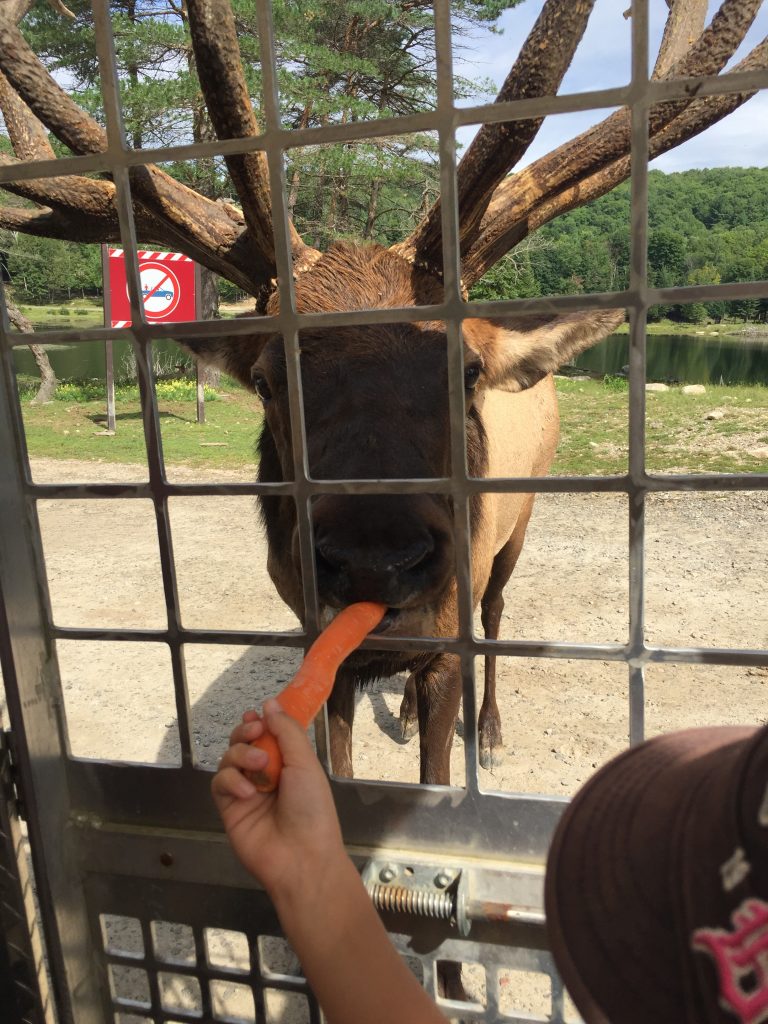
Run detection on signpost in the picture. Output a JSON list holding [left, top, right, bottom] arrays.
[[102, 247, 204, 430]]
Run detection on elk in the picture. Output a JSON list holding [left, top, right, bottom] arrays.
[[1, 0, 765, 786]]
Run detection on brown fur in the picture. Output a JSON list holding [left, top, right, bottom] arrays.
[[186, 242, 623, 784]]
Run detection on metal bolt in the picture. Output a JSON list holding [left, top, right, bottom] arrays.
[[434, 870, 453, 888], [379, 864, 398, 883], [160, 851, 174, 867]]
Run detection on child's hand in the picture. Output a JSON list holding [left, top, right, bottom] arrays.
[[211, 700, 347, 900]]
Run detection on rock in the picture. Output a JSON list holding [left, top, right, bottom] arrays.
[[682, 384, 706, 395], [705, 410, 725, 421], [646, 382, 669, 392]]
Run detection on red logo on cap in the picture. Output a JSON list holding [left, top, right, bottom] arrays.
[[693, 899, 768, 1023]]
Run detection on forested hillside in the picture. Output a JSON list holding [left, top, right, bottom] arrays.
[[4, 166, 768, 322], [471, 167, 768, 322]]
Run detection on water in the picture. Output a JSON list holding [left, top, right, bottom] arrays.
[[575, 332, 768, 385], [13, 338, 186, 382], [11, 331, 768, 387]]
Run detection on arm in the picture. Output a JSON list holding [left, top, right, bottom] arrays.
[[212, 701, 446, 1024]]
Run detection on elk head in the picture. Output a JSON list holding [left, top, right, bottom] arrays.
[[182, 240, 623, 678]]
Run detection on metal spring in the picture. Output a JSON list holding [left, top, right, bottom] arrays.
[[367, 883, 454, 920]]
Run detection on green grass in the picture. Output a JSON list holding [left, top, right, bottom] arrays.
[[554, 378, 768, 475], [20, 300, 104, 330], [17, 376, 768, 476], [21, 385, 262, 472]]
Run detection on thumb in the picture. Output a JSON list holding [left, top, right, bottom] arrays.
[[263, 699, 317, 769]]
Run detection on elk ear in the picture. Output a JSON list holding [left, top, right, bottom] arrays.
[[465, 310, 625, 393], [179, 330, 269, 390]]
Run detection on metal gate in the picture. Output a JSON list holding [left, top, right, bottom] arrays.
[[1, 1, 767, 1021]]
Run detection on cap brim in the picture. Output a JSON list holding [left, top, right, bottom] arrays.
[[545, 726, 756, 1024]]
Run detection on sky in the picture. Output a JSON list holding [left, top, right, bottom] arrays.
[[454, 0, 768, 172]]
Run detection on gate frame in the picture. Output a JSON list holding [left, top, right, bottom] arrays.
[[0, 1, 767, 1021]]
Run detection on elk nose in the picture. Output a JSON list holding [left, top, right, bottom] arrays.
[[315, 534, 436, 606]]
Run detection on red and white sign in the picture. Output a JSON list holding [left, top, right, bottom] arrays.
[[107, 248, 197, 327]]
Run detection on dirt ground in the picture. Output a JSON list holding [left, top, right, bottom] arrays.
[[23, 457, 768, 795]]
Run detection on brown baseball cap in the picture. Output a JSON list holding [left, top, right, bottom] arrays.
[[545, 724, 768, 1024]]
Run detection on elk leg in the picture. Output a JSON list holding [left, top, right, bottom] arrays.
[[414, 654, 462, 785], [479, 497, 536, 770], [325, 674, 356, 778], [398, 671, 418, 741]]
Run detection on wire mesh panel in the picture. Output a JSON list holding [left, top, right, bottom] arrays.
[[0, 0, 767, 1021]]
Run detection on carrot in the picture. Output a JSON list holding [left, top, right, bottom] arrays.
[[249, 601, 387, 791]]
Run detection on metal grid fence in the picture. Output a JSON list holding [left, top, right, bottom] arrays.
[[1, 1, 767, 1021]]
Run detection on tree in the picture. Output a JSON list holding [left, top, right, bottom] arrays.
[[723, 257, 763, 321], [6, 295, 57, 402], [475, 168, 768, 317], [17, 0, 516, 251], [19, 0, 231, 320], [0, 0, 765, 314], [687, 263, 722, 322]]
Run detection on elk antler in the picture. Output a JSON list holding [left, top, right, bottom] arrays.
[[460, 0, 765, 286], [185, 0, 320, 278], [653, 0, 709, 77], [464, 38, 768, 272], [396, 0, 597, 275], [396, 0, 766, 287]]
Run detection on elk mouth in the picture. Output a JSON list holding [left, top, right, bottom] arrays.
[[314, 603, 438, 683], [370, 608, 402, 634], [319, 602, 436, 641]]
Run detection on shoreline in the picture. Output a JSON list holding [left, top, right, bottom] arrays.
[[614, 321, 768, 339]]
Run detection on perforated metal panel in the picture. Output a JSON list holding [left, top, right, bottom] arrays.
[[1, 1, 767, 1022]]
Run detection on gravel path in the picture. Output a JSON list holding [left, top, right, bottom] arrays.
[[24, 458, 767, 795]]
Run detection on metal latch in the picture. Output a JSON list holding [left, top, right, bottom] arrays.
[[363, 858, 460, 923], [362, 855, 545, 936]]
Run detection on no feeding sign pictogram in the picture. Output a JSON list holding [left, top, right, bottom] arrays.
[[105, 248, 198, 326], [102, 246, 205, 431]]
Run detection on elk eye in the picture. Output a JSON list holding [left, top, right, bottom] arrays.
[[464, 364, 481, 391], [252, 373, 272, 401]]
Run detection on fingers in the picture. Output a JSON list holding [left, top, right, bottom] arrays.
[[219, 741, 269, 775], [262, 699, 318, 769], [229, 715, 265, 746], [212, 764, 257, 802], [213, 742, 270, 804]]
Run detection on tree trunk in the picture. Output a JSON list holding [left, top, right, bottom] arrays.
[[287, 102, 313, 219], [5, 295, 58, 403], [198, 265, 220, 386], [363, 178, 380, 239], [126, 0, 143, 149], [29, 342, 57, 403]]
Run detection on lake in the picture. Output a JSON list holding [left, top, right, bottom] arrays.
[[575, 331, 768, 385], [11, 330, 768, 386]]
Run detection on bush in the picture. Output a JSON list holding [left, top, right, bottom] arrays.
[[74, 309, 90, 316], [22, 377, 217, 403], [602, 374, 629, 392], [153, 379, 217, 402], [55, 380, 105, 401]]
